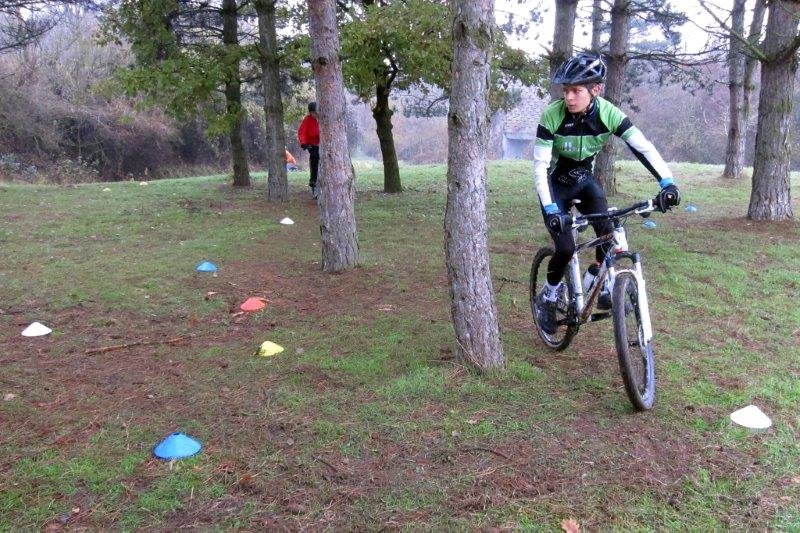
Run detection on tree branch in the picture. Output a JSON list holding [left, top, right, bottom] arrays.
[[698, 0, 767, 61]]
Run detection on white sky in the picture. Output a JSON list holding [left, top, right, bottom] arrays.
[[495, 0, 739, 55]]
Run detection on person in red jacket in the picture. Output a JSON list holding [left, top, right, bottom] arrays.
[[297, 102, 320, 197]]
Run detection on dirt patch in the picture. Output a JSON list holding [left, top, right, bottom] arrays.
[[673, 215, 800, 241], [213, 259, 446, 323]]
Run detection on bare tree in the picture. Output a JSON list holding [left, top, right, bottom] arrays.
[[308, 0, 359, 271], [722, 0, 747, 179], [594, 0, 630, 194], [722, 0, 766, 179], [444, 0, 504, 371], [740, 0, 766, 166], [221, 0, 251, 187], [255, 0, 288, 200], [591, 0, 605, 52], [749, 0, 799, 220], [0, 1, 96, 53], [549, 0, 579, 101]]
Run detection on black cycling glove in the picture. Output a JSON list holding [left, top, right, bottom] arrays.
[[656, 184, 680, 213]]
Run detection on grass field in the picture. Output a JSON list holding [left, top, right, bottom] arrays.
[[1, 160, 799, 530]]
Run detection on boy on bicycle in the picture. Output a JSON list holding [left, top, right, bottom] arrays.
[[534, 52, 680, 335]]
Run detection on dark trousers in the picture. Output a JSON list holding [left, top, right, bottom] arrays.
[[541, 176, 614, 286], [308, 145, 319, 188]]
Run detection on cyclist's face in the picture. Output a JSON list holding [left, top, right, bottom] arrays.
[[563, 84, 600, 113]]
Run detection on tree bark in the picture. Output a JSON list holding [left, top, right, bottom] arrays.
[[740, 0, 767, 174], [722, 0, 746, 179], [255, 0, 288, 200], [222, 0, 250, 187], [373, 81, 402, 193], [591, 0, 604, 52], [594, 0, 630, 195], [445, 0, 504, 371], [308, 0, 360, 270], [549, 0, 578, 101], [748, 0, 799, 220]]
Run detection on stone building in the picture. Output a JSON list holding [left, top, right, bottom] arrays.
[[490, 85, 549, 160]]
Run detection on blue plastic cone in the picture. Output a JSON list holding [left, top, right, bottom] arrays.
[[642, 220, 657, 229], [684, 204, 698, 213], [196, 261, 218, 273], [153, 432, 202, 460]]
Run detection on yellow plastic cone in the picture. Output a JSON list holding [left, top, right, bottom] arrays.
[[255, 341, 284, 357]]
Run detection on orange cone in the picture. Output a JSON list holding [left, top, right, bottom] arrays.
[[240, 297, 267, 312]]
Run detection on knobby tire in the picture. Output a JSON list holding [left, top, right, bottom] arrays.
[[530, 247, 578, 351], [612, 271, 656, 411]]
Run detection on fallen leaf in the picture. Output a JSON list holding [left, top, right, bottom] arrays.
[[561, 518, 580, 533], [238, 472, 258, 487], [466, 418, 479, 425], [71, 507, 80, 514]]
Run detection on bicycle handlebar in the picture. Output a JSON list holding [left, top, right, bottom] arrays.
[[566, 197, 658, 229]]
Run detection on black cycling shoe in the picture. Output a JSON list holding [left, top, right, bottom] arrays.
[[536, 292, 559, 335]]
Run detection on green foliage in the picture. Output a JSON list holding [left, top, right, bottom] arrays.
[[339, 0, 547, 110], [341, 0, 451, 98], [102, 0, 253, 134]]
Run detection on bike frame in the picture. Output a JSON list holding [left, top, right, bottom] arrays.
[[563, 204, 654, 343]]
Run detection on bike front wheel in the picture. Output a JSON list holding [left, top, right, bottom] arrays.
[[612, 271, 656, 410], [530, 246, 578, 350]]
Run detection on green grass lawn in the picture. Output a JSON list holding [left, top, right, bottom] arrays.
[[1, 160, 798, 530]]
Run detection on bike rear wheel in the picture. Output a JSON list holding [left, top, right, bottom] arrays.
[[530, 247, 578, 350], [612, 271, 656, 410]]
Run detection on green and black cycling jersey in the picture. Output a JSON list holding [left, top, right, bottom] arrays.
[[533, 96, 673, 211]]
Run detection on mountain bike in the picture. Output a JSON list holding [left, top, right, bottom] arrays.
[[529, 198, 666, 411]]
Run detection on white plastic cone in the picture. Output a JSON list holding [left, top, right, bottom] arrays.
[[730, 405, 772, 430], [279, 217, 294, 225], [21, 322, 52, 337]]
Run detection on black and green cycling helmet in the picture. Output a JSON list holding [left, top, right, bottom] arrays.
[[552, 52, 607, 85]]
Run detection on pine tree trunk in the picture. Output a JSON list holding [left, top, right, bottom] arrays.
[[222, 0, 250, 187], [594, 0, 629, 195], [373, 82, 402, 193], [748, 0, 799, 220], [445, 0, 504, 371], [722, 0, 746, 180], [590, 0, 604, 52], [255, 0, 288, 201], [741, 0, 767, 175], [308, 0, 360, 270], [549, 0, 578, 101]]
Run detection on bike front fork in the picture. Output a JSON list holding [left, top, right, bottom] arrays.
[[608, 252, 654, 344]]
